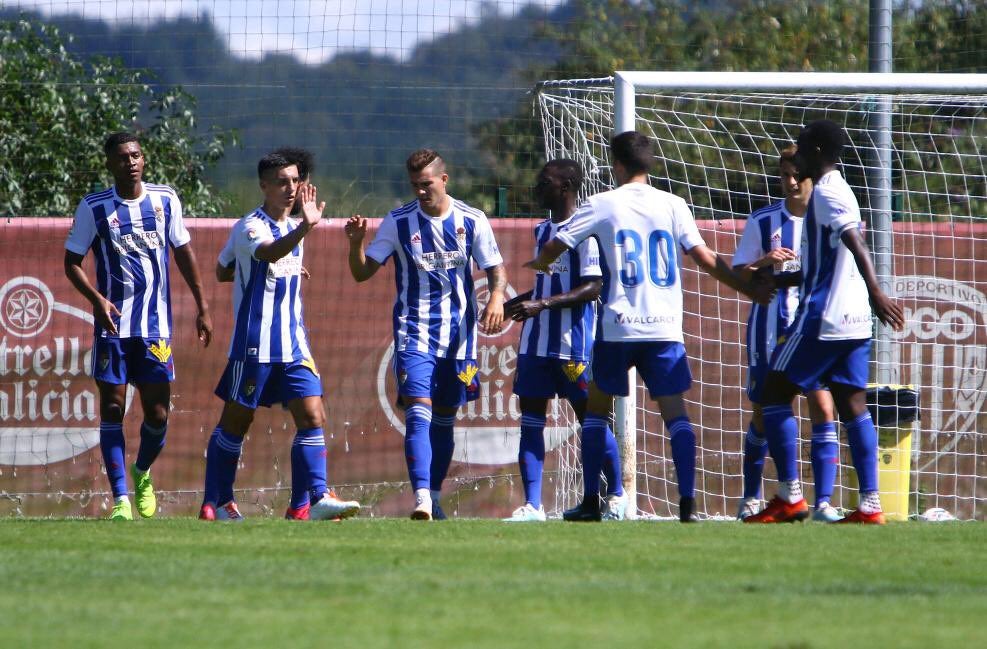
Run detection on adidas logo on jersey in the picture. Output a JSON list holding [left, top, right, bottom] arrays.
[[410, 233, 422, 244]]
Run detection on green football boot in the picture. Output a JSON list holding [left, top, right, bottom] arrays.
[[131, 464, 157, 518], [109, 497, 133, 521]]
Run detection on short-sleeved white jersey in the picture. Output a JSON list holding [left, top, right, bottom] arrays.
[[65, 183, 189, 339], [365, 197, 503, 360], [555, 183, 706, 342], [789, 170, 873, 341], [518, 217, 601, 361], [225, 207, 312, 363], [732, 201, 803, 366]]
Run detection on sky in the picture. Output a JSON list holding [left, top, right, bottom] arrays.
[[5, 0, 564, 63]]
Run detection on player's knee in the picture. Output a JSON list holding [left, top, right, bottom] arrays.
[[300, 408, 325, 429], [220, 407, 254, 436], [101, 401, 125, 423], [144, 405, 169, 429]]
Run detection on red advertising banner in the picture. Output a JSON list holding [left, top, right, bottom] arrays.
[[1, 218, 984, 518]]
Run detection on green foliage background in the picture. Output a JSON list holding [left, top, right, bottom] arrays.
[[1, 1, 985, 217]]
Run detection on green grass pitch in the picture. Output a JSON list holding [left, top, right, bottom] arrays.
[[1, 519, 985, 648]]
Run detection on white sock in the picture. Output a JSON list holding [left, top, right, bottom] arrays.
[[115, 495, 129, 504], [779, 480, 802, 504], [415, 488, 431, 506], [859, 491, 882, 514]]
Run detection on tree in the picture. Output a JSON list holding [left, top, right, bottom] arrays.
[[0, 17, 237, 217]]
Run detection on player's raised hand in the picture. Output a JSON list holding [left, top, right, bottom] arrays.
[[300, 266, 311, 280], [298, 183, 325, 230], [345, 216, 368, 244], [871, 292, 905, 331], [92, 296, 121, 336]]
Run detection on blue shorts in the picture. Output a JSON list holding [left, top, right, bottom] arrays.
[[92, 336, 175, 385], [747, 361, 827, 402], [395, 350, 479, 408], [512, 355, 590, 402], [214, 358, 323, 409], [590, 340, 692, 398], [770, 334, 871, 392]]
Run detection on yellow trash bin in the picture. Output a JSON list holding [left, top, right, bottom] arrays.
[[849, 385, 920, 521]]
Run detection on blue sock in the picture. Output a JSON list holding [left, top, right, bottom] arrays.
[[99, 421, 127, 498], [811, 422, 839, 507], [291, 427, 327, 507], [667, 416, 696, 498], [846, 412, 879, 494], [429, 413, 455, 492], [404, 403, 432, 491], [763, 405, 799, 483], [204, 426, 243, 506], [135, 421, 167, 473], [601, 423, 624, 497], [518, 412, 546, 509], [581, 414, 607, 500], [742, 424, 768, 499]]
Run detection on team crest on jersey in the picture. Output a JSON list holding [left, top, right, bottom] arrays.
[[301, 357, 320, 377], [247, 228, 259, 240], [149, 339, 172, 363], [562, 360, 586, 382], [457, 363, 478, 387], [154, 205, 164, 221], [456, 227, 466, 241]]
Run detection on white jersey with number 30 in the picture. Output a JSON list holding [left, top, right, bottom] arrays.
[[555, 183, 706, 342]]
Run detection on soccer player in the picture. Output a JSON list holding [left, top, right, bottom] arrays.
[[745, 120, 904, 524], [503, 159, 625, 522], [64, 131, 213, 520], [199, 153, 360, 522], [732, 145, 840, 522], [345, 148, 507, 520], [526, 131, 764, 523], [216, 147, 314, 283]]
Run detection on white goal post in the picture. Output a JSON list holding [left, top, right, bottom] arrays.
[[538, 71, 987, 521]]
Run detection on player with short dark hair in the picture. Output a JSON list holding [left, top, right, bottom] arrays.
[[216, 148, 316, 282], [199, 153, 360, 522], [745, 120, 904, 524], [345, 148, 507, 520], [503, 159, 625, 522], [526, 131, 764, 523], [64, 131, 213, 520], [732, 145, 839, 522]]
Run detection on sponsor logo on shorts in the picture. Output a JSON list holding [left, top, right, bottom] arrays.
[[562, 360, 586, 382], [457, 363, 478, 387], [300, 357, 320, 377], [149, 339, 172, 363]]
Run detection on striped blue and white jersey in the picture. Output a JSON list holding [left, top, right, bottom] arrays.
[[732, 201, 803, 367], [365, 198, 504, 360], [66, 183, 190, 339], [224, 207, 312, 363], [518, 218, 601, 361], [555, 183, 706, 342], [790, 170, 872, 341]]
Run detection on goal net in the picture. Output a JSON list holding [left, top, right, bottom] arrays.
[[537, 72, 987, 521]]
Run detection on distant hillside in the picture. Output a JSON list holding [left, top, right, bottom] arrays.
[[1, 5, 569, 213]]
